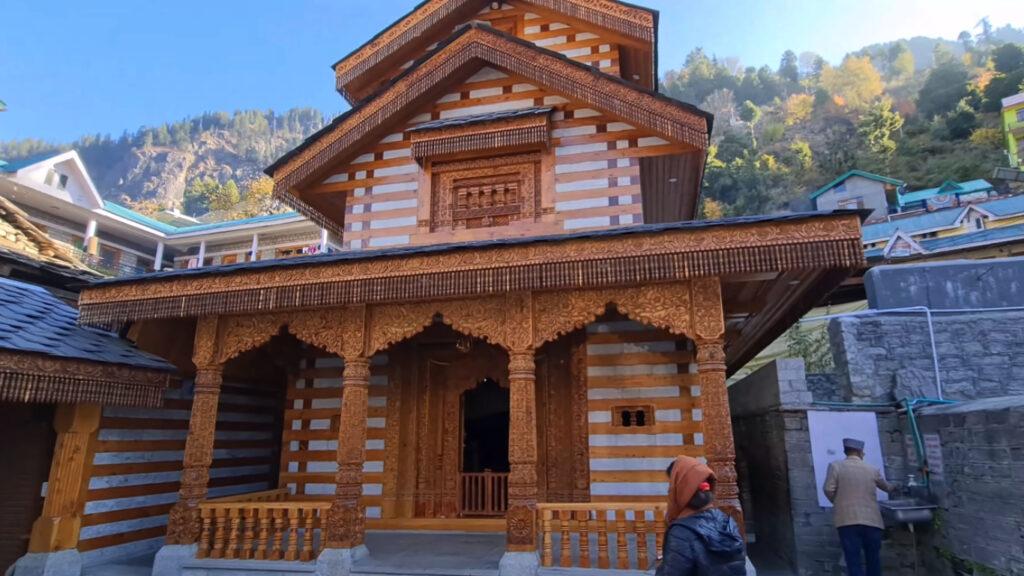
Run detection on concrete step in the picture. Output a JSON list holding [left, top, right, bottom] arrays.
[[180, 557, 316, 576]]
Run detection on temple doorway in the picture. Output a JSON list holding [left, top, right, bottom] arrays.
[[460, 377, 510, 517]]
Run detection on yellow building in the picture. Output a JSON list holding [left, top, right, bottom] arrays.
[[1004, 92, 1024, 168]]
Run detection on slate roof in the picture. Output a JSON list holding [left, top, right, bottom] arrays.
[[0, 276, 174, 371], [408, 107, 553, 132], [89, 209, 866, 287], [898, 179, 994, 206], [810, 170, 905, 201]]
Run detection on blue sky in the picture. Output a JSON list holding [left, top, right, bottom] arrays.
[[0, 0, 1019, 143]]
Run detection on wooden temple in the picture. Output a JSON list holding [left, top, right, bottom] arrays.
[[35, 1, 864, 575]]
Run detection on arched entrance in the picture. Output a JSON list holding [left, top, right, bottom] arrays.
[[460, 377, 509, 517]]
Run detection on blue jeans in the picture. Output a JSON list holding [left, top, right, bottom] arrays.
[[838, 524, 883, 576]]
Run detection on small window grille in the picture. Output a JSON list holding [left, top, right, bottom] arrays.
[[613, 405, 655, 427]]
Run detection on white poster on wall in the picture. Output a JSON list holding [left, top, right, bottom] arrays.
[[806, 410, 890, 508]]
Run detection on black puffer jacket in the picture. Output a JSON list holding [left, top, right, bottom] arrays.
[[654, 508, 747, 576]]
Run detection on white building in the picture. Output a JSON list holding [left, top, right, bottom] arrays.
[[0, 151, 337, 276]]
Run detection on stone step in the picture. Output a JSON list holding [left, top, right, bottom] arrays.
[[180, 557, 316, 576]]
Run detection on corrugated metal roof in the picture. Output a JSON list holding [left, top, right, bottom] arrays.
[[0, 276, 174, 370], [102, 201, 303, 236], [809, 169, 905, 201], [0, 151, 64, 173], [976, 194, 1024, 217], [862, 209, 962, 242], [898, 179, 993, 205]]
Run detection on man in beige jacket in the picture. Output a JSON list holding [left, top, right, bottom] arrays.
[[824, 438, 895, 576]]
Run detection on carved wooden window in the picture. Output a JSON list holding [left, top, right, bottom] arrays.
[[613, 405, 654, 427], [430, 155, 540, 231]]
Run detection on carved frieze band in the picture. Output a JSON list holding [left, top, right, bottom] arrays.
[[0, 351, 169, 408]]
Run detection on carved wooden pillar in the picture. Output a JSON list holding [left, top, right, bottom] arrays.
[[166, 364, 223, 544], [695, 338, 742, 527], [506, 349, 539, 552], [690, 277, 743, 529], [325, 356, 370, 549], [27, 404, 101, 553]]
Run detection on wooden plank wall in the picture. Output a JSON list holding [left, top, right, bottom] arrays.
[[322, 65, 686, 250], [584, 320, 705, 503], [78, 381, 280, 566], [280, 352, 390, 520]]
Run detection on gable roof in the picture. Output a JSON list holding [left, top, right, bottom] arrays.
[[102, 201, 304, 237], [861, 209, 962, 243], [0, 195, 91, 271], [331, 0, 658, 102], [267, 23, 711, 232], [810, 169, 905, 201], [0, 150, 65, 173], [898, 179, 994, 206]]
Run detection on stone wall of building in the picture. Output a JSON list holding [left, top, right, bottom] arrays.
[[914, 397, 1024, 575], [828, 310, 1024, 403], [731, 359, 1024, 576]]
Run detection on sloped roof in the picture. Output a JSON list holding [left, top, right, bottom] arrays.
[[0, 150, 65, 173], [407, 106, 553, 132], [0, 195, 91, 271], [0, 277, 172, 371], [861, 209, 962, 243], [102, 201, 303, 237], [266, 23, 711, 232], [898, 179, 994, 206], [331, 0, 658, 101], [810, 170, 904, 201], [867, 222, 1024, 260], [973, 193, 1024, 218]]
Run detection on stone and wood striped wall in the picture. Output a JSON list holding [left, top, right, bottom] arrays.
[[78, 380, 280, 565]]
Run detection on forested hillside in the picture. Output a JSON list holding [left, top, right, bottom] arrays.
[[663, 24, 1024, 218], [1, 23, 1023, 221], [0, 109, 325, 219]]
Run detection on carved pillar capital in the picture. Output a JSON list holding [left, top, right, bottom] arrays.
[[325, 355, 371, 549], [167, 363, 223, 545], [695, 339, 727, 371], [506, 349, 538, 552]]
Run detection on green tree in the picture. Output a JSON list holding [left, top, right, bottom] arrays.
[[0, 99, 6, 112], [779, 50, 799, 83], [890, 47, 915, 82], [785, 140, 814, 172], [242, 176, 276, 217], [944, 100, 977, 140], [917, 59, 969, 118], [183, 177, 220, 215], [858, 98, 904, 160], [992, 43, 1024, 74], [739, 100, 762, 148], [820, 56, 883, 110], [981, 69, 1024, 112], [783, 93, 814, 126], [210, 179, 241, 211]]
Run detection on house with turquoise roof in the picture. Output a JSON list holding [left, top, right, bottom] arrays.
[[0, 150, 336, 277], [810, 169, 905, 222], [1003, 91, 1024, 168], [896, 179, 996, 212]]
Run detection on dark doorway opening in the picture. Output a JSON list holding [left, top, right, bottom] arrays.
[[462, 377, 509, 473]]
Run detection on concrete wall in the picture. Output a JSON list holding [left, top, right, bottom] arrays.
[[865, 257, 1024, 310], [814, 175, 890, 223], [828, 310, 1024, 402]]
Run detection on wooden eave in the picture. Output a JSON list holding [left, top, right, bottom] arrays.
[[78, 213, 864, 372], [332, 0, 657, 103], [267, 23, 710, 235], [408, 108, 553, 161], [0, 350, 171, 407]]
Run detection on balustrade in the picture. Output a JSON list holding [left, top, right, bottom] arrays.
[[459, 472, 509, 516], [537, 503, 666, 570], [196, 491, 328, 562]]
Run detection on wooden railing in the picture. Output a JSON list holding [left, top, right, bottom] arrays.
[[196, 491, 329, 561], [460, 472, 509, 516], [537, 503, 667, 570]]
